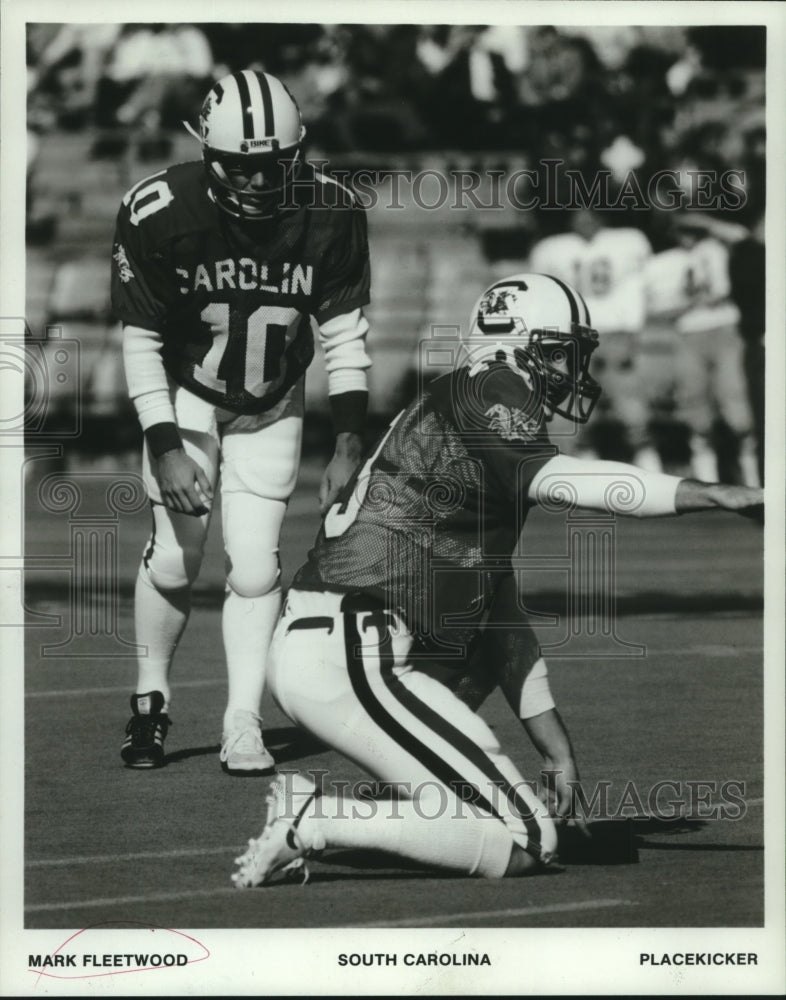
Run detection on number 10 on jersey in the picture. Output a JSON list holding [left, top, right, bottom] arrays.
[[193, 303, 294, 398]]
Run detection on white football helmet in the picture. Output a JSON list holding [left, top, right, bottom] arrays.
[[193, 69, 306, 221], [465, 272, 601, 423]]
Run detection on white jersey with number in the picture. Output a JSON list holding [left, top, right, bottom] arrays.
[[529, 228, 652, 334], [644, 237, 739, 334]]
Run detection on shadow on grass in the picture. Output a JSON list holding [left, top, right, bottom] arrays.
[[559, 816, 763, 865], [163, 726, 327, 767]]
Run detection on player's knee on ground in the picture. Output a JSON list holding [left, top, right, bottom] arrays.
[[143, 506, 207, 591], [469, 811, 554, 878], [225, 547, 281, 598]]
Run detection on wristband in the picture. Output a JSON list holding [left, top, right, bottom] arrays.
[[145, 422, 183, 459], [329, 390, 368, 435]]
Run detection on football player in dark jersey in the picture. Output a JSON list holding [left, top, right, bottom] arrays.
[[231, 273, 763, 887], [112, 70, 373, 774]]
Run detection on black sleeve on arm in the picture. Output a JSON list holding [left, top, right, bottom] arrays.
[[329, 390, 368, 436]]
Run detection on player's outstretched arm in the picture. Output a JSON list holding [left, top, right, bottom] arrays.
[[529, 454, 763, 519], [674, 479, 764, 517]]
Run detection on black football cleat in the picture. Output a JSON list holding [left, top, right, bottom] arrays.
[[121, 691, 171, 768]]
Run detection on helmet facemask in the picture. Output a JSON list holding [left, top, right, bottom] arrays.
[[517, 326, 601, 424], [204, 140, 304, 222]]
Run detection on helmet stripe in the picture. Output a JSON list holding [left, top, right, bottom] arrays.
[[233, 71, 255, 139], [256, 72, 275, 137], [544, 274, 580, 324], [574, 287, 591, 325]]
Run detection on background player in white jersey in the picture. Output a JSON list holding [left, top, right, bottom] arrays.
[[528, 209, 659, 471], [229, 274, 762, 887], [111, 70, 373, 774], [644, 218, 758, 486]]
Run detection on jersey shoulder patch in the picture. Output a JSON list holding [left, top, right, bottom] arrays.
[[484, 400, 543, 441]]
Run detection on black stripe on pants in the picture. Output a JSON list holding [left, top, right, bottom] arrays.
[[343, 611, 543, 862]]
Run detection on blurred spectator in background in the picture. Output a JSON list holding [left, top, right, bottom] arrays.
[[528, 209, 659, 470], [333, 25, 432, 151], [91, 24, 213, 156], [27, 24, 122, 129], [514, 28, 609, 160], [418, 25, 519, 149]]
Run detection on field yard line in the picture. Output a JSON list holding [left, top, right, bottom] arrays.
[[27, 846, 236, 868], [25, 679, 223, 698], [357, 899, 636, 928], [25, 887, 238, 914], [26, 892, 635, 919]]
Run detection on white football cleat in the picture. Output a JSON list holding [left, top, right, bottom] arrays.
[[232, 773, 325, 888], [220, 711, 275, 775]]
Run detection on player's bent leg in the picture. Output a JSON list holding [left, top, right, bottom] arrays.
[[135, 502, 209, 696], [233, 769, 541, 887], [216, 394, 303, 774], [135, 407, 218, 701], [253, 590, 557, 882], [122, 503, 210, 768], [219, 492, 290, 775]]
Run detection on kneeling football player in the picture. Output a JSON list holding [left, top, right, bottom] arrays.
[[232, 273, 763, 885]]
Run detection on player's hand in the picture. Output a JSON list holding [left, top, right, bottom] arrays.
[[676, 480, 763, 517], [541, 756, 591, 838], [319, 432, 363, 515], [708, 484, 764, 517], [155, 449, 213, 516]]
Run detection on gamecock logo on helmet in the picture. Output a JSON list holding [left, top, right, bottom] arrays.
[[480, 289, 517, 316]]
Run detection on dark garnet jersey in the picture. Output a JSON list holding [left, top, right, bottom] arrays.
[[294, 363, 557, 663], [111, 160, 370, 414]]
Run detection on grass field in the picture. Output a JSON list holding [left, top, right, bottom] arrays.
[[23, 460, 764, 931]]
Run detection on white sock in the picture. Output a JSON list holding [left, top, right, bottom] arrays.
[[134, 564, 191, 709], [221, 585, 283, 733], [298, 792, 514, 878]]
